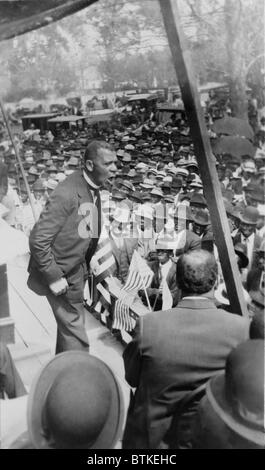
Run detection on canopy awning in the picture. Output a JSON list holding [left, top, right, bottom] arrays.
[[127, 94, 158, 102], [48, 115, 87, 122], [0, 0, 98, 41]]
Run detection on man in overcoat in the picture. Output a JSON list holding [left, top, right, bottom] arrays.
[[122, 250, 250, 449]]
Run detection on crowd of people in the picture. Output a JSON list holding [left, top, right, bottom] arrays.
[[0, 96, 264, 449]]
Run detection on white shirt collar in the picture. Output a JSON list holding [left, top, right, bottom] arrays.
[[83, 170, 100, 190]]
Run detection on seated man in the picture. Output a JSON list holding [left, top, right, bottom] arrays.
[[122, 250, 250, 449]]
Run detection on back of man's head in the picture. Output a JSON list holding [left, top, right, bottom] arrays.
[[177, 249, 218, 296]]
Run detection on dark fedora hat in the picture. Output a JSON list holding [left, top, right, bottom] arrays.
[[193, 209, 210, 226], [190, 193, 207, 208], [239, 206, 259, 225], [206, 340, 264, 447], [27, 352, 124, 449]]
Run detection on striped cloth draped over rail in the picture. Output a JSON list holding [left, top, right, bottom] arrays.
[[89, 226, 116, 314]]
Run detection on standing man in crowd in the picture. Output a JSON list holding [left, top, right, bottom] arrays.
[[123, 250, 249, 449], [27, 141, 117, 354]]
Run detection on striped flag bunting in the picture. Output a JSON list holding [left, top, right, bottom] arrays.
[[89, 226, 116, 314], [112, 250, 153, 331]]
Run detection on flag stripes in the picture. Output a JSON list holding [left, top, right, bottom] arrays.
[[112, 250, 153, 331]]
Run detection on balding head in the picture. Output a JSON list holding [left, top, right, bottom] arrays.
[[177, 249, 218, 296]]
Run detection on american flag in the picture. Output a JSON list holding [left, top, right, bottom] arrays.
[[112, 250, 153, 331], [89, 226, 116, 316]]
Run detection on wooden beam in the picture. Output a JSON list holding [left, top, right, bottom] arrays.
[[0, 1, 98, 42], [159, 0, 248, 316]]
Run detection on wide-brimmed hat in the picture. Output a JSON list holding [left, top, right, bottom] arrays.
[[205, 340, 264, 447], [150, 188, 163, 198], [242, 160, 256, 173], [156, 234, 178, 251], [193, 210, 210, 226], [68, 156, 79, 167], [175, 168, 189, 177], [55, 173, 66, 182], [190, 193, 207, 208], [239, 206, 259, 225], [140, 178, 154, 189], [46, 179, 58, 191], [130, 190, 142, 202], [27, 352, 124, 449], [111, 190, 127, 201], [120, 180, 134, 192], [32, 179, 45, 192]]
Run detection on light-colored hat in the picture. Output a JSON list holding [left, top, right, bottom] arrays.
[[135, 205, 153, 220], [242, 160, 256, 173], [25, 156, 34, 164], [113, 207, 131, 223], [124, 144, 135, 150], [175, 168, 189, 177], [135, 162, 147, 170], [156, 235, 178, 251], [46, 179, 58, 191], [55, 173, 66, 182], [163, 176, 173, 183], [68, 156, 79, 167], [140, 178, 154, 189], [150, 188, 163, 198]]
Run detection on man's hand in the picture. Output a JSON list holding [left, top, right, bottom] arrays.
[[49, 278, 69, 296]]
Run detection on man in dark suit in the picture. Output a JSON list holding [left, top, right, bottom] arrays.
[[232, 206, 262, 272], [28, 141, 117, 354], [122, 250, 249, 449]]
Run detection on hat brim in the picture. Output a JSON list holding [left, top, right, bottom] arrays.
[[193, 219, 209, 226], [239, 216, 258, 225], [207, 375, 264, 446], [27, 352, 124, 449]]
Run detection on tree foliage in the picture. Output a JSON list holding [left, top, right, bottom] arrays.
[[0, 0, 263, 116]]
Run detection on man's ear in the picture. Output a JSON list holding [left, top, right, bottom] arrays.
[[85, 160, 94, 172]]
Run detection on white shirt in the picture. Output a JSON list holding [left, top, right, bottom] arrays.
[[110, 229, 125, 250], [241, 232, 255, 268], [160, 259, 172, 281], [83, 171, 100, 203]]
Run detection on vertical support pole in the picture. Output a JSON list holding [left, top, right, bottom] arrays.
[[159, 0, 248, 316], [0, 264, 15, 343]]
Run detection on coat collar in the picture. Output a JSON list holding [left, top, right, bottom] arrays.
[[177, 297, 216, 310], [74, 170, 94, 200]]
